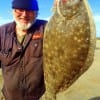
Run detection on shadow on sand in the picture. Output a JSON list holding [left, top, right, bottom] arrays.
[[89, 96, 100, 100]]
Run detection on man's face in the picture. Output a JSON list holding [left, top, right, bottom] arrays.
[[13, 9, 38, 30]]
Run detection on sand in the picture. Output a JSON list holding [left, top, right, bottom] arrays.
[[57, 39, 100, 100], [0, 39, 100, 100]]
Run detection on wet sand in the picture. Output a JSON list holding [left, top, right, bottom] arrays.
[[57, 39, 100, 100], [0, 39, 100, 100]]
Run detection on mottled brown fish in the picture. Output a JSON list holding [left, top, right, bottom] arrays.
[[42, 0, 96, 100]]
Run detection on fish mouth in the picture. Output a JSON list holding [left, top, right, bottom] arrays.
[[56, 0, 81, 19]]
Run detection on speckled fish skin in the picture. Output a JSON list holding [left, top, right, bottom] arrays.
[[42, 0, 96, 100]]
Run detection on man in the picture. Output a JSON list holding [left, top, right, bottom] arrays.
[[0, 0, 47, 100]]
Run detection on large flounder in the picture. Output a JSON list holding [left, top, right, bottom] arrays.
[[42, 0, 96, 99]]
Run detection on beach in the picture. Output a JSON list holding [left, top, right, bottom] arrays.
[[57, 39, 100, 100]]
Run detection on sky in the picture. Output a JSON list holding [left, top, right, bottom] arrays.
[[0, 0, 100, 37]]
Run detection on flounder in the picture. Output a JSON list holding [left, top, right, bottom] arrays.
[[42, 0, 96, 100]]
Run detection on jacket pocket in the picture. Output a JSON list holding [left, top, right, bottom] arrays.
[[0, 50, 12, 66], [0, 32, 13, 66], [30, 39, 43, 57]]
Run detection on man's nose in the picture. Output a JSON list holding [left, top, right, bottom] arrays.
[[21, 11, 28, 16]]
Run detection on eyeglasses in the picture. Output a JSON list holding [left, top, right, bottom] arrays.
[[14, 9, 36, 15]]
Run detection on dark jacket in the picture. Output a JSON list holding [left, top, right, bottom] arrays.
[[0, 19, 47, 100]]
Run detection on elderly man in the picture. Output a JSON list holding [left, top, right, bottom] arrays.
[[0, 0, 47, 100]]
